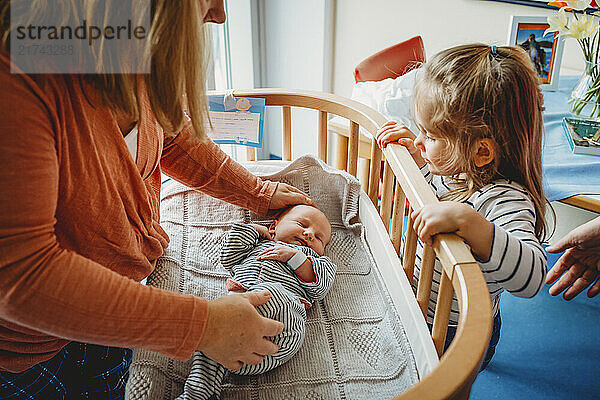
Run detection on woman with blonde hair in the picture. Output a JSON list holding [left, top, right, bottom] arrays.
[[0, 1, 310, 397]]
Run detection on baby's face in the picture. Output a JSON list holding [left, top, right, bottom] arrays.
[[270, 205, 331, 256]]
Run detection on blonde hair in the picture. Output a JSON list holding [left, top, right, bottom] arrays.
[[414, 44, 548, 240], [0, 0, 210, 140]]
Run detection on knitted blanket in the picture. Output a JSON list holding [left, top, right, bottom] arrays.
[[125, 155, 418, 400]]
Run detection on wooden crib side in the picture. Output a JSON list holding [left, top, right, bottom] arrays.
[[382, 145, 493, 400], [208, 89, 493, 399]]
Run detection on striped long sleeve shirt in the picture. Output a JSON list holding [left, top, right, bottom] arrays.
[[406, 166, 547, 325], [221, 224, 337, 307]]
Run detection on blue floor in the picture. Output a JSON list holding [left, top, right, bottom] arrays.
[[471, 251, 600, 400]]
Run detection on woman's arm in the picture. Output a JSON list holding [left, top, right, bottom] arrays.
[[161, 125, 277, 215], [0, 75, 208, 362], [161, 124, 313, 215], [0, 69, 283, 371]]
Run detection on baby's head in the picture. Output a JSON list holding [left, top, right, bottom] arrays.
[[269, 204, 331, 256], [413, 43, 546, 238]]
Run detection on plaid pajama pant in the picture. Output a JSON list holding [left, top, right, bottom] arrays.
[[0, 342, 132, 400]]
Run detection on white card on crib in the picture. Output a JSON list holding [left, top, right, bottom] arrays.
[[205, 95, 265, 148]]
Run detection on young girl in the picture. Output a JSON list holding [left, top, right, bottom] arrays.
[[376, 44, 548, 370]]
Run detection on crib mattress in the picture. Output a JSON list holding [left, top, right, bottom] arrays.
[[126, 156, 433, 400]]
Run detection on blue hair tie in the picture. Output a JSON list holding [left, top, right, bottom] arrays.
[[490, 45, 497, 55]]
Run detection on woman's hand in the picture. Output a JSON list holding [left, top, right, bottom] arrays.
[[411, 202, 494, 261], [546, 217, 600, 300], [197, 291, 284, 371], [268, 183, 315, 210], [375, 121, 426, 167], [257, 244, 297, 263]]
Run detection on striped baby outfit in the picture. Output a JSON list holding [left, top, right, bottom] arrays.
[[178, 223, 336, 400]]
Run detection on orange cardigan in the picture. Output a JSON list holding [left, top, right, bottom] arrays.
[[0, 54, 277, 372]]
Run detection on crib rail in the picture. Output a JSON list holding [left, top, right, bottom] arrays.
[[215, 89, 385, 206], [383, 144, 493, 399], [208, 89, 493, 400]]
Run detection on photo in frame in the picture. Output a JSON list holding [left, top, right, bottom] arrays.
[[507, 15, 565, 90], [486, 0, 555, 10]]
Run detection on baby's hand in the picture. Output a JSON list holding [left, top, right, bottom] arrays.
[[250, 224, 273, 240], [257, 244, 297, 263]]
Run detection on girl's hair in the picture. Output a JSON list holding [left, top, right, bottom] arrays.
[[0, 0, 210, 140], [414, 43, 548, 240]]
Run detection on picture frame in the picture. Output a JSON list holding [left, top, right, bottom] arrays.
[[487, 0, 555, 10], [507, 15, 565, 91]]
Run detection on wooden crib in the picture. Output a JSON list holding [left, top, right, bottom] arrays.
[[212, 88, 493, 400]]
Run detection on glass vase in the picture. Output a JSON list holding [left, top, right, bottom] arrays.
[[570, 61, 600, 121]]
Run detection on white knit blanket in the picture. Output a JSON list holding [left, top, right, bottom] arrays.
[[125, 155, 418, 400]]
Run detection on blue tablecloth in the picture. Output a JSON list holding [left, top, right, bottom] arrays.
[[542, 76, 600, 201]]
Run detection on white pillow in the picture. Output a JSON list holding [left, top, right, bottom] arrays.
[[350, 68, 421, 135]]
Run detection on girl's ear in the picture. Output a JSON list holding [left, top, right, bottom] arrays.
[[474, 138, 496, 168]]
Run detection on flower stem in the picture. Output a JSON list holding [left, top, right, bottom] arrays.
[[569, 12, 600, 118], [572, 69, 600, 117]]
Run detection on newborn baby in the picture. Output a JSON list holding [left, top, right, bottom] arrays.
[[179, 204, 337, 400]]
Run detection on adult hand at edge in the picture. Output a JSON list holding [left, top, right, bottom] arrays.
[[545, 216, 600, 300], [268, 183, 315, 210], [197, 291, 284, 371]]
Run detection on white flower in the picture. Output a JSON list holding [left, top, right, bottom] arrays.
[[567, 14, 599, 40], [564, 0, 592, 10], [545, 7, 570, 36]]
